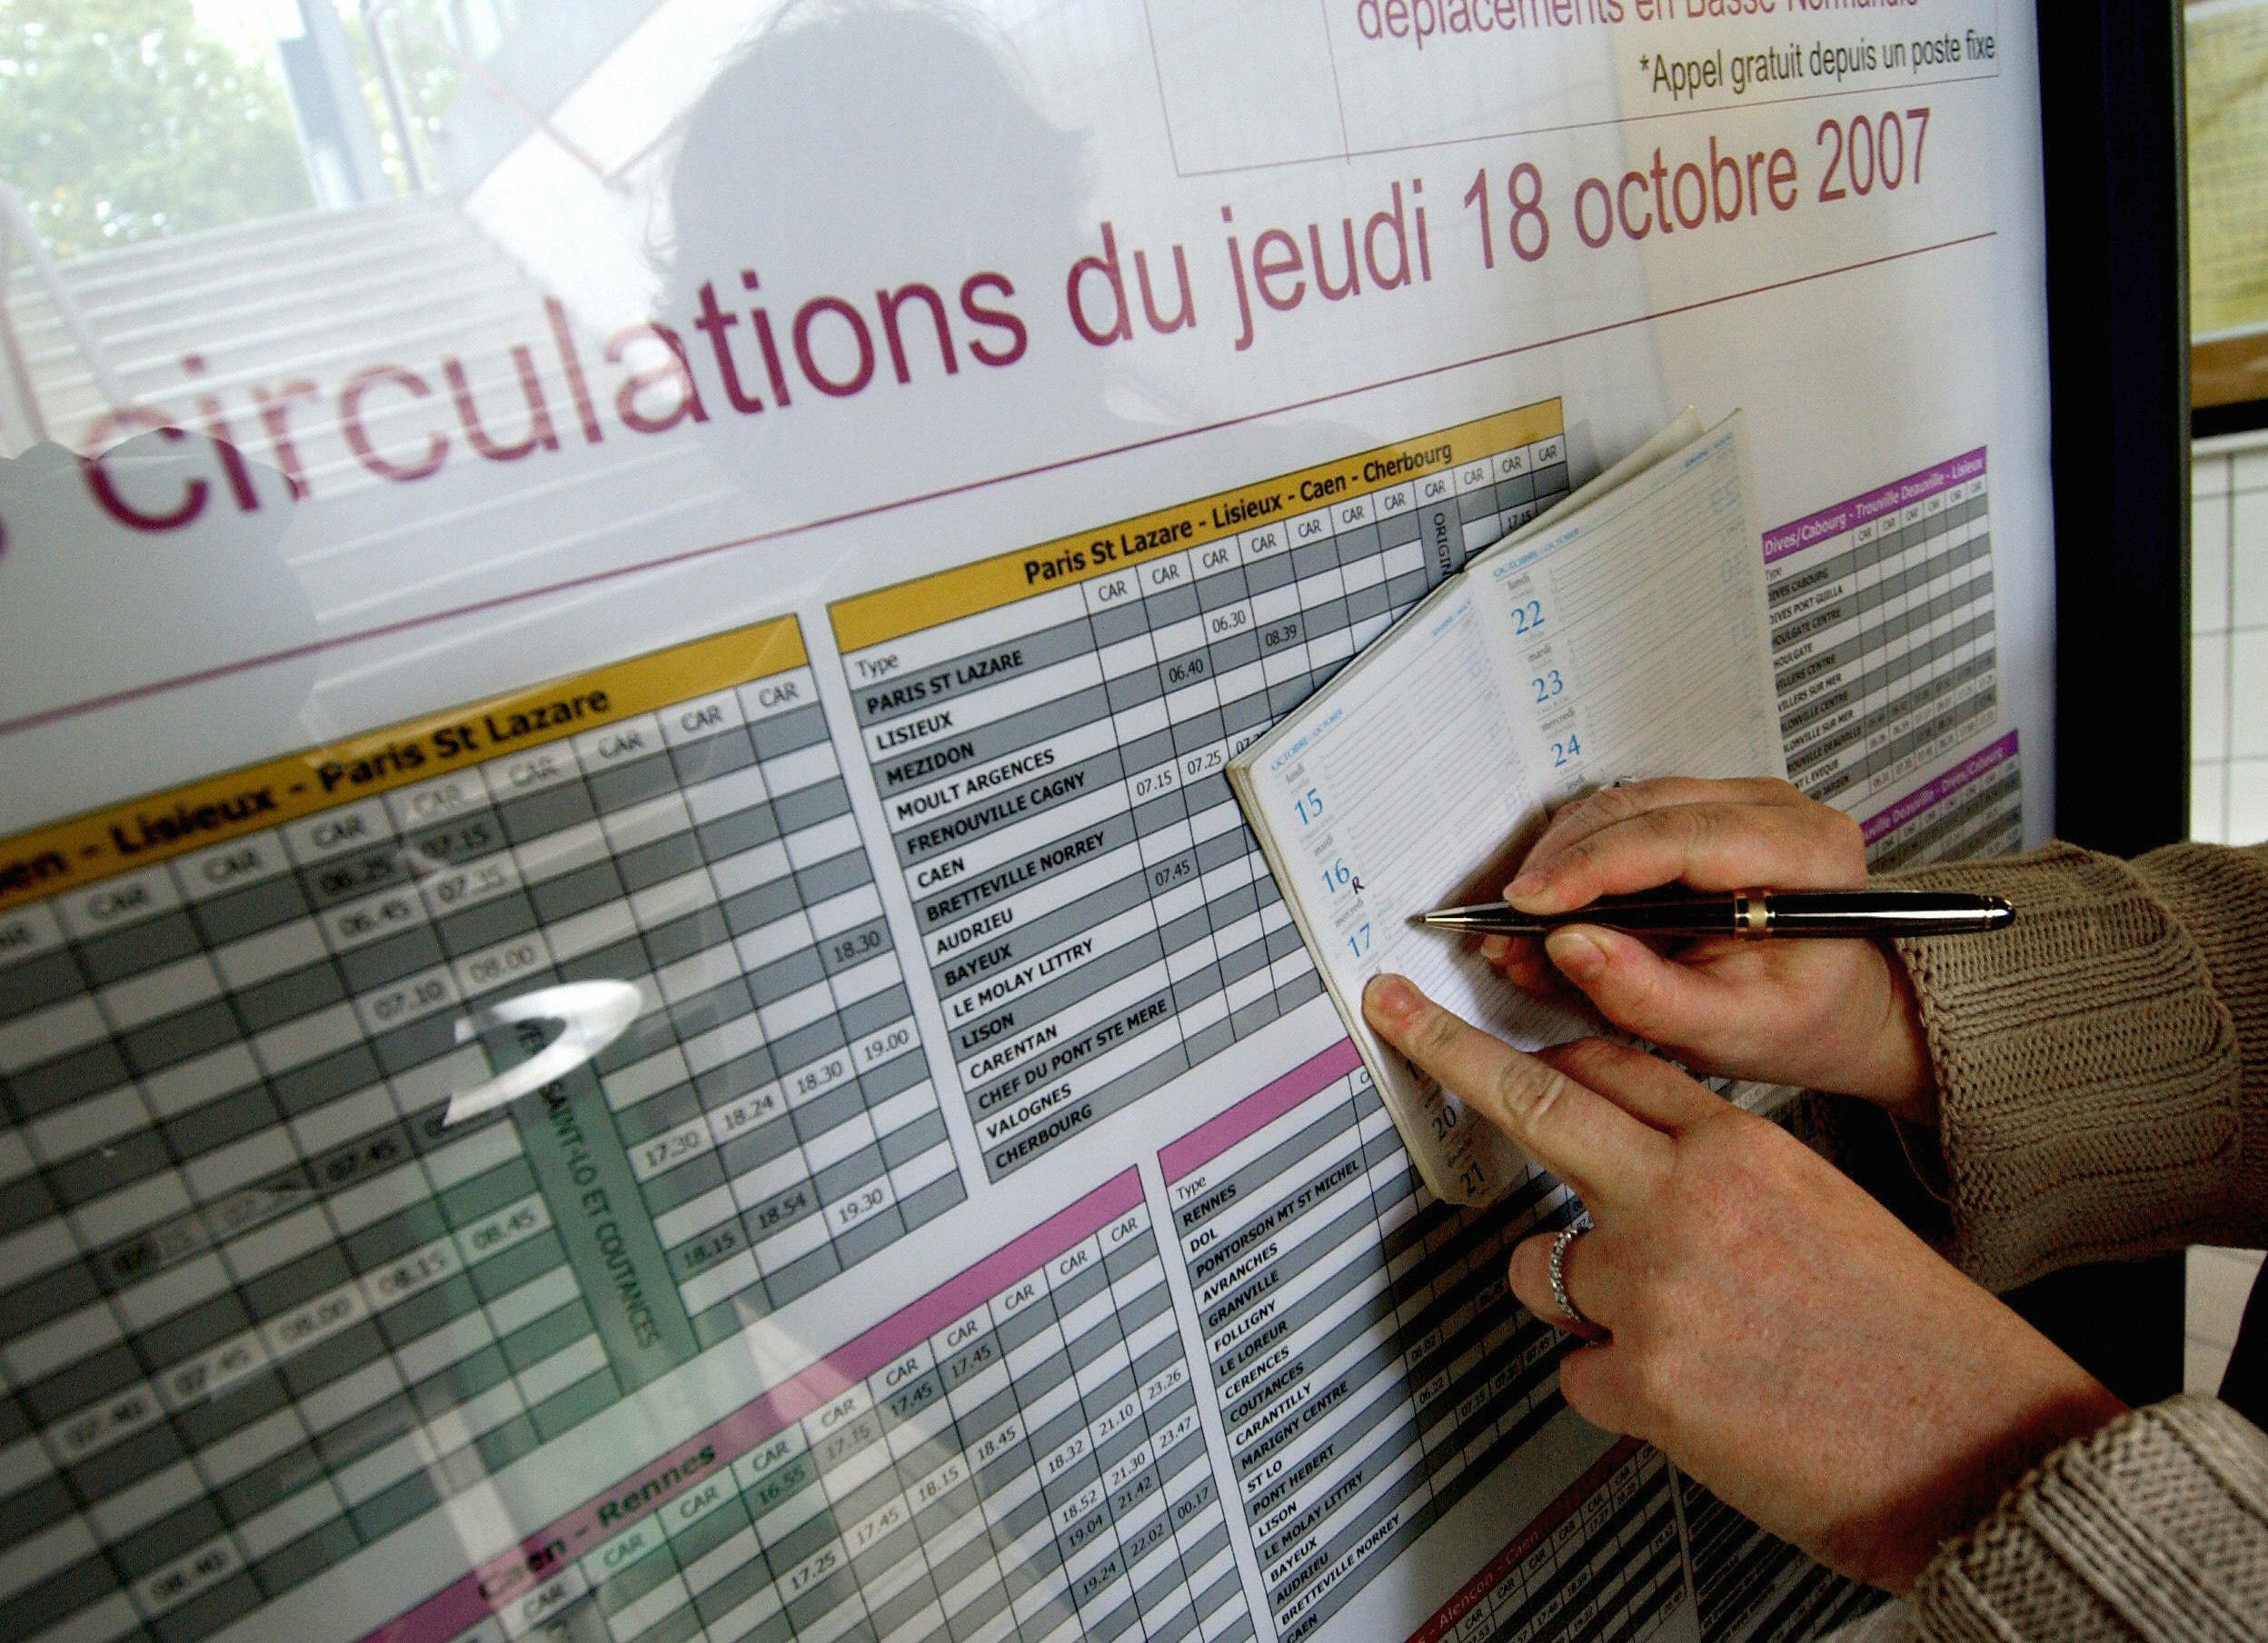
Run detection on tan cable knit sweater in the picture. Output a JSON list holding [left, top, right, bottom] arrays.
[[1843, 841, 2268, 1638]]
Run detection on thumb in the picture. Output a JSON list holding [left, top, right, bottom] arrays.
[[1545, 925, 1742, 1051]]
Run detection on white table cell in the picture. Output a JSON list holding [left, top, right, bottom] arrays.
[[629, 869, 716, 931], [512, 817, 613, 884], [0, 994, 107, 1077], [297, 1354, 404, 1436], [662, 689, 748, 749], [488, 1263, 582, 1338], [517, 1333, 610, 1405], [546, 899, 639, 966], [386, 766, 495, 833], [684, 764, 770, 831], [761, 740, 840, 798], [602, 792, 697, 857], [492, 742, 584, 795]]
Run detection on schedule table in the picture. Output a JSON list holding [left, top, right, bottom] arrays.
[[0, 619, 959, 1643], [1766, 451, 2002, 812], [1857, 732, 2024, 872], [1402, 1442, 1690, 1643], [1159, 1043, 1584, 1643], [373, 1170, 1250, 1643], [829, 403, 1570, 1180]]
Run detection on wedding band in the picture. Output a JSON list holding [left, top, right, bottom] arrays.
[[1547, 1224, 1591, 1329]]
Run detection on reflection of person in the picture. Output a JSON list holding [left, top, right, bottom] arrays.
[[1361, 778, 2267, 1637]]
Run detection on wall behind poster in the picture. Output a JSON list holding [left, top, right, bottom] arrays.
[[0, 5, 2049, 1643]]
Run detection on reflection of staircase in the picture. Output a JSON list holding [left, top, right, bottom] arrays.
[[4, 195, 567, 491]]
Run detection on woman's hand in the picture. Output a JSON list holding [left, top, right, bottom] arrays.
[[1488, 777, 1936, 1122], [1362, 974, 2125, 1590]]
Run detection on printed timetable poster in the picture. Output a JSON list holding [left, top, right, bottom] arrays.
[[0, 6, 2051, 1643]]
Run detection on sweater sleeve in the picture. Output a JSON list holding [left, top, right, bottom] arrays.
[[1879, 841, 2268, 1292], [1903, 1395, 2268, 1642]]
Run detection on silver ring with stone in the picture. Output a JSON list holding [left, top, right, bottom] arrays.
[[1547, 1224, 1591, 1329]]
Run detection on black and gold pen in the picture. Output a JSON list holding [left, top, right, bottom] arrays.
[[1416, 890, 2014, 940]]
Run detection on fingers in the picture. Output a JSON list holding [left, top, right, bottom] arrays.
[[1509, 798, 1866, 914], [1539, 927, 1748, 1060], [1363, 977, 1674, 1208], [1517, 777, 1810, 882], [1536, 1037, 1725, 1132]]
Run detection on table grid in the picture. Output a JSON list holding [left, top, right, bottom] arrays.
[[831, 403, 1570, 1180], [1405, 1442, 1690, 1643], [1859, 732, 2024, 873], [0, 620, 960, 1643], [1678, 1477, 1878, 1643], [378, 1170, 1251, 1643], [1160, 1043, 1583, 1643], [1766, 452, 1999, 810]]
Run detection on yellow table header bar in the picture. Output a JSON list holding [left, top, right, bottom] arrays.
[[0, 616, 808, 914], [830, 399, 1563, 653]]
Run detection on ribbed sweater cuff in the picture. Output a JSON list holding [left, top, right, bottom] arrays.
[[1885, 844, 2243, 1291], [1909, 1396, 2268, 1642]]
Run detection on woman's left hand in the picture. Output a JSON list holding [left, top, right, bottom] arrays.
[[1360, 974, 2126, 1590]]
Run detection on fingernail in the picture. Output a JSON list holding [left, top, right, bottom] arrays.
[[1507, 870, 1547, 902], [1479, 935, 1509, 965], [1362, 975, 1420, 1029], [1546, 928, 1606, 981]]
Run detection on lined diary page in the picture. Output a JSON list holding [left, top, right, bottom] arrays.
[[1475, 413, 1786, 805], [1234, 584, 1593, 1203]]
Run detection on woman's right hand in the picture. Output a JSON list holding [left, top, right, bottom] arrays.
[[1488, 778, 1938, 1122]]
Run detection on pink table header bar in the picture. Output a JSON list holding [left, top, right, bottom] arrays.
[[1159, 1040, 1362, 1183], [1861, 731, 2020, 845], [363, 1169, 1145, 1643], [1764, 448, 1988, 563]]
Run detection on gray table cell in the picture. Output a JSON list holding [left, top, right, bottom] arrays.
[[0, 1551, 118, 1643], [353, 1469, 442, 1542], [66, 1419, 186, 1505], [695, 803, 783, 873], [76, 907, 204, 986], [712, 1108, 799, 1182], [499, 781, 597, 847], [878, 1110, 944, 1170], [666, 976, 757, 1053], [149, 1570, 264, 1643], [0, 947, 85, 1019], [746, 942, 825, 1011], [771, 779, 852, 841], [335, 926, 445, 994], [670, 726, 758, 789], [586, 755, 680, 817], [855, 1039, 927, 1103], [794, 844, 872, 906], [617, 831, 707, 896], [526, 860, 625, 925], [717, 871, 801, 942], [750, 703, 830, 762], [165, 1084, 284, 1163], [810, 1140, 886, 1210], [528, 1366, 618, 1442], [646, 903, 736, 974], [47, 1124, 170, 1206], [472, 1230, 567, 1303], [121, 997, 241, 1077], [112, 1492, 228, 1579], [234, 960, 348, 1033], [173, 1372, 291, 1453]]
